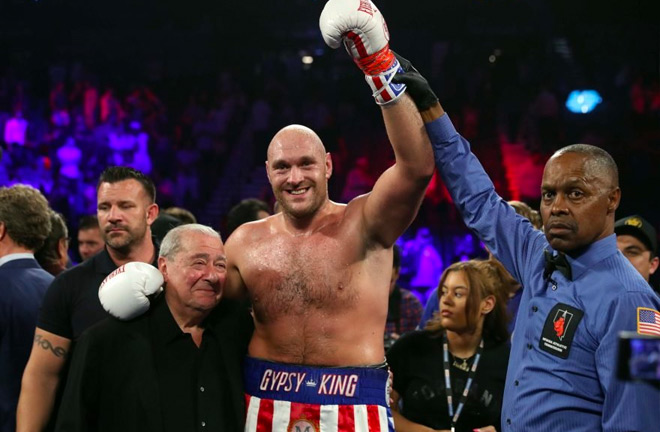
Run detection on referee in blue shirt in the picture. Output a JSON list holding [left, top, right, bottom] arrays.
[[392, 54, 660, 431]]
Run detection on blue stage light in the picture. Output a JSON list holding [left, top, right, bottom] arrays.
[[566, 90, 602, 114]]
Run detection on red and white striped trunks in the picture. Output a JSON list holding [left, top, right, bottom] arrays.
[[244, 357, 394, 432]]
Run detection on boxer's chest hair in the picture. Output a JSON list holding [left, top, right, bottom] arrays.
[[248, 232, 360, 323]]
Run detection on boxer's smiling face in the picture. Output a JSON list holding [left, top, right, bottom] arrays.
[[266, 126, 332, 219]]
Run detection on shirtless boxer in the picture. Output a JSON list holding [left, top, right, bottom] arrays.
[[99, 1, 433, 430], [226, 1, 434, 430]]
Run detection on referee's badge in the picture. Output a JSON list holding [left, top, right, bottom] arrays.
[[539, 303, 584, 359]]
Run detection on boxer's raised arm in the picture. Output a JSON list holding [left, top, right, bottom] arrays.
[[320, 0, 434, 247], [365, 96, 434, 247]]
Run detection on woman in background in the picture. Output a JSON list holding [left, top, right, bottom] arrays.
[[387, 259, 515, 432]]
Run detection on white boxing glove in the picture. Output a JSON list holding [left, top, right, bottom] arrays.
[[320, 0, 406, 105], [98, 262, 163, 320]]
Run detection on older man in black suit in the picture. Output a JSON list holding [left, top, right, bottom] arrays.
[[55, 224, 252, 432]]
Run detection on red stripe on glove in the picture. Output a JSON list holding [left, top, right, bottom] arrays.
[[371, 75, 392, 102], [345, 31, 369, 58]]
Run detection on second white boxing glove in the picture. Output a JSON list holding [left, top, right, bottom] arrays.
[[98, 261, 163, 320]]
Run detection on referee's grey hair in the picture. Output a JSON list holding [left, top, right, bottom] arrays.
[[554, 143, 619, 187], [159, 224, 222, 259]]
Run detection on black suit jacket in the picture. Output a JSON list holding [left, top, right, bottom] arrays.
[[55, 297, 253, 432], [0, 258, 53, 432]]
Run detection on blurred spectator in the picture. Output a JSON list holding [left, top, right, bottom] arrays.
[[49, 82, 70, 135], [100, 87, 123, 124], [508, 200, 543, 231], [108, 121, 135, 167], [405, 227, 443, 297], [162, 206, 197, 225], [77, 215, 104, 261], [174, 141, 200, 208], [225, 198, 271, 237], [615, 215, 659, 285], [340, 156, 374, 203], [127, 120, 152, 175], [83, 80, 99, 130], [3, 110, 28, 146], [384, 244, 423, 350], [152, 206, 198, 243], [150, 213, 183, 244], [35, 210, 70, 276], [56, 137, 82, 181]]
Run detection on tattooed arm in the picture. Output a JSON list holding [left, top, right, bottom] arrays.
[[17, 329, 70, 432]]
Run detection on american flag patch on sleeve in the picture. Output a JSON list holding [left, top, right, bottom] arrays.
[[637, 307, 660, 336]]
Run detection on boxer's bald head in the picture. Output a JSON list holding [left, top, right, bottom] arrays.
[[266, 125, 332, 220], [267, 125, 326, 161]]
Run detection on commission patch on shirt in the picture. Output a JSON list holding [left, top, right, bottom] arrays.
[[539, 303, 584, 359], [637, 307, 660, 336]]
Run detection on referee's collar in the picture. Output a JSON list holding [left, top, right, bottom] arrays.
[[560, 234, 617, 281]]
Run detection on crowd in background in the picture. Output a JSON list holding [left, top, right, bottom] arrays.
[[1, 0, 659, 295]]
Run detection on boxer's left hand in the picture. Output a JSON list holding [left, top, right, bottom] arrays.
[[320, 0, 405, 105]]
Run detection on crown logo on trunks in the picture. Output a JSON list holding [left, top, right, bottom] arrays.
[[305, 379, 318, 387]]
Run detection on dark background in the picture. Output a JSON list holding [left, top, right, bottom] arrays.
[[1, 0, 659, 290]]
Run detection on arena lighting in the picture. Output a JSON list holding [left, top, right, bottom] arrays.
[[301, 55, 314, 65], [565, 89, 602, 114], [489, 49, 502, 64]]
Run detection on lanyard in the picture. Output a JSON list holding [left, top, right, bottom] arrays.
[[442, 331, 484, 432]]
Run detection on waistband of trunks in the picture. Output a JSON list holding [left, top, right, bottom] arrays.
[[244, 356, 390, 406]]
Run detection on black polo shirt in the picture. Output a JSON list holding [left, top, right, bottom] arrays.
[[37, 242, 159, 432], [38, 243, 159, 341], [151, 296, 235, 432]]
